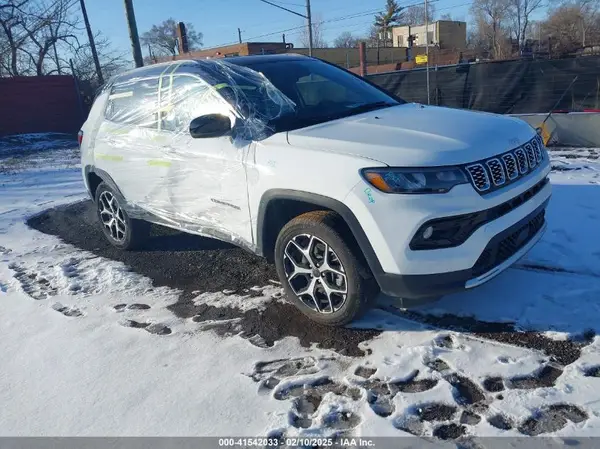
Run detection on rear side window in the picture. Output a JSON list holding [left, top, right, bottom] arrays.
[[105, 77, 159, 129]]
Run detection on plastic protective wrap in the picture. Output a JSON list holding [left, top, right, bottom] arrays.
[[89, 59, 297, 248]]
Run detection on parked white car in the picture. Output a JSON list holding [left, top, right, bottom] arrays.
[[80, 54, 551, 326]]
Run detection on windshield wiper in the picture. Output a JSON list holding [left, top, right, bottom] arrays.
[[275, 101, 398, 132], [314, 101, 397, 123], [345, 101, 397, 116]]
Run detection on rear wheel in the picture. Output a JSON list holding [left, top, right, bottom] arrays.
[[274, 211, 377, 326], [94, 182, 149, 250]]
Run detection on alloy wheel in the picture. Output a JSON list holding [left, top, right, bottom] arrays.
[[98, 191, 127, 243], [283, 234, 348, 314]]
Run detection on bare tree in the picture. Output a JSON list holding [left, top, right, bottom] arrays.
[[0, 0, 88, 76], [299, 14, 328, 48], [471, 0, 512, 58], [140, 18, 202, 56], [0, 0, 29, 76], [509, 0, 545, 51], [403, 3, 436, 26], [351, 25, 380, 48], [374, 0, 404, 46], [362, 25, 381, 48], [439, 12, 453, 20], [333, 31, 359, 48], [68, 31, 125, 81], [17, 0, 79, 75], [542, 0, 600, 55], [0, 0, 124, 85]]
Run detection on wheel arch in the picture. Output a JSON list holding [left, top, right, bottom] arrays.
[[256, 189, 383, 278], [84, 165, 126, 201]]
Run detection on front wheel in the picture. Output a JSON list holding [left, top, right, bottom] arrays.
[[94, 182, 150, 250], [274, 211, 377, 326]]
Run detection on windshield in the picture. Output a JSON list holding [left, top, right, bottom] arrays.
[[222, 58, 403, 133]]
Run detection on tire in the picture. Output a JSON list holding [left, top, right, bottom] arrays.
[[94, 182, 150, 250], [274, 210, 378, 326]]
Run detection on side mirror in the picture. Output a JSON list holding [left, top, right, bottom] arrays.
[[189, 114, 232, 138]]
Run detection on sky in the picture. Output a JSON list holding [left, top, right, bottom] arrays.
[[84, 0, 473, 62]]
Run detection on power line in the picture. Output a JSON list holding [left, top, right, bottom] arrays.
[[14, 0, 79, 30], [210, 0, 472, 49], [254, 0, 314, 56], [294, 1, 473, 37], [26, 0, 76, 19], [269, 0, 305, 7], [212, 7, 383, 47], [256, 0, 454, 40], [256, 0, 306, 18], [270, 0, 449, 40]]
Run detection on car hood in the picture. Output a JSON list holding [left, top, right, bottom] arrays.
[[286, 103, 537, 166]]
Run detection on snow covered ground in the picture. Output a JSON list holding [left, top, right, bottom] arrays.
[[1, 134, 600, 443]]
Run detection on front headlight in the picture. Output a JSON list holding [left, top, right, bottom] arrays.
[[361, 167, 469, 194]]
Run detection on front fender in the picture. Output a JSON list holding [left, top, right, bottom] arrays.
[[256, 189, 385, 279]]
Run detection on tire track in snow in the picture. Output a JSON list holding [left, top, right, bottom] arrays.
[[24, 200, 598, 362]]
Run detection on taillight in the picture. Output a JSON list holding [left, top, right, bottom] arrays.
[[77, 130, 84, 146]]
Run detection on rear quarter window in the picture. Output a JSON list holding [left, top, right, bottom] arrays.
[[104, 77, 159, 129]]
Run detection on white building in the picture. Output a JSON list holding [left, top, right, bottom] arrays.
[[392, 20, 467, 50]]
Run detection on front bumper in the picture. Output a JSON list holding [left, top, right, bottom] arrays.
[[376, 198, 548, 301], [345, 159, 551, 276]]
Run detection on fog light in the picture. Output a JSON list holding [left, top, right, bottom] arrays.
[[422, 226, 434, 240]]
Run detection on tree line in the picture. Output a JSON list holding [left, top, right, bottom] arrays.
[[1, 0, 599, 85], [470, 0, 600, 58], [330, 0, 599, 59]]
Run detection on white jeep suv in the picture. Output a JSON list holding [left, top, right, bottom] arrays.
[[80, 54, 551, 326]]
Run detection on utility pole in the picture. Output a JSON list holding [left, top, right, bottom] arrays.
[[407, 26, 412, 62], [257, 0, 312, 55], [79, 0, 103, 84], [123, 0, 144, 67], [424, 0, 430, 105], [148, 45, 155, 63], [306, 0, 313, 56], [238, 28, 242, 44]]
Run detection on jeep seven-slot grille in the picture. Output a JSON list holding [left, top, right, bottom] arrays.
[[464, 164, 490, 191], [515, 148, 529, 174], [465, 135, 546, 194], [532, 139, 543, 162], [486, 159, 505, 186], [501, 153, 518, 180]]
